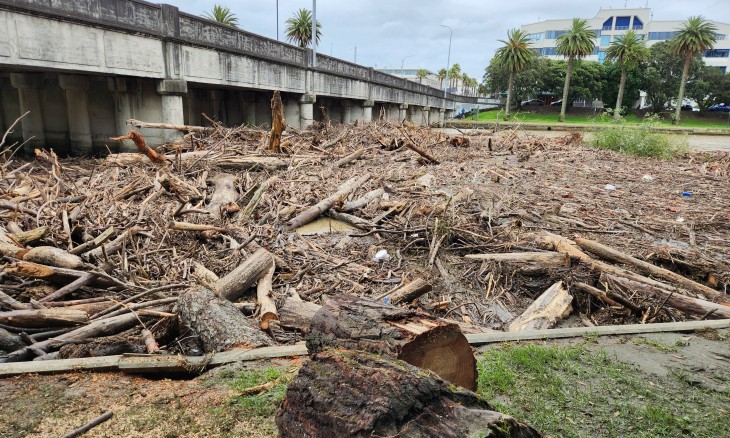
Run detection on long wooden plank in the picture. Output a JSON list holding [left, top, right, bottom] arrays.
[[466, 319, 730, 345], [0, 355, 122, 376]]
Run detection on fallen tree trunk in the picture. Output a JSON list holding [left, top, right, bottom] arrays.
[[287, 173, 372, 230], [384, 277, 432, 305], [575, 237, 723, 301], [178, 288, 273, 353], [341, 188, 384, 212], [276, 349, 539, 438], [307, 294, 477, 390], [127, 118, 212, 132], [603, 274, 730, 319], [256, 261, 278, 330], [0, 308, 89, 328], [507, 281, 573, 331], [0, 328, 25, 352], [207, 173, 239, 220], [215, 248, 274, 302], [278, 292, 321, 332], [334, 147, 365, 167], [464, 251, 569, 268]]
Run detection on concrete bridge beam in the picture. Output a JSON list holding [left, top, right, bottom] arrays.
[[9, 73, 46, 153], [157, 79, 187, 143], [361, 100, 374, 123], [299, 94, 316, 128], [438, 109, 446, 127], [342, 100, 353, 124], [398, 104, 408, 122]]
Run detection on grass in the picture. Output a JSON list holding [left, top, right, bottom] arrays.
[[465, 109, 730, 129], [589, 115, 689, 158], [477, 343, 729, 437]]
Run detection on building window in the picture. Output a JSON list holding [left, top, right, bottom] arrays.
[[594, 30, 602, 38], [600, 36, 611, 47], [545, 30, 568, 39], [527, 33, 544, 42], [648, 31, 676, 40], [704, 49, 730, 58], [592, 46, 599, 55], [598, 51, 606, 63], [602, 18, 613, 30], [714, 33, 727, 40], [538, 47, 557, 56], [615, 16, 631, 30], [633, 17, 644, 30], [718, 66, 727, 74]]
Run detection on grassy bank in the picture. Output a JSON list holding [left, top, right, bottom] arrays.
[[468, 109, 730, 129]]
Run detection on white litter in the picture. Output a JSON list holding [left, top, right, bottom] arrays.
[[373, 249, 391, 262]]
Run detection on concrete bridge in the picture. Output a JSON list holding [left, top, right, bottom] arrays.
[[0, 0, 476, 154]]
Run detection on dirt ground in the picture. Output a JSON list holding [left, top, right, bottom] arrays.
[[1, 330, 727, 438]]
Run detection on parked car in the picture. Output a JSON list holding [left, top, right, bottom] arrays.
[[521, 99, 543, 106], [708, 103, 730, 112], [550, 99, 563, 107], [680, 104, 700, 112]]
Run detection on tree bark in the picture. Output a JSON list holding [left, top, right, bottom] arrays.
[[215, 248, 274, 302], [178, 288, 273, 353], [278, 293, 321, 332], [615, 69, 627, 119], [505, 71, 514, 121], [286, 173, 371, 230], [674, 52, 691, 124], [276, 349, 540, 438], [207, 173, 239, 220], [269, 90, 286, 153], [256, 261, 278, 330], [559, 56, 574, 122], [307, 294, 477, 390], [465, 251, 569, 267], [0, 328, 25, 353], [507, 281, 573, 331], [0, 308, 89, 328], [386, 277, 433, 305]]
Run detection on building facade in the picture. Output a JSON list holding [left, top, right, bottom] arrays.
[[375, 68, 443, 90], [521, 8, 730, 73]]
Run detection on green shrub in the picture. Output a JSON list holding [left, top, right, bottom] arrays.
[[590, 114, 688, 159]]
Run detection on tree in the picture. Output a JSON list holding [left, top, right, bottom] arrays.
[[555, 18, 596, 122], [285, 8, 322, 48], [416, 68, 428, 84], [494, 29, 534, 120], [671, 16, 717, 123], [602, 61, 645, 112], [461, 72, 470, 94], [687, 66, 730, 111], [203, 4, 239, 27], [642, 41, 702, 113], [437, 68, 447, 88], [605, 30, 650, 119], [484, 56, 550, 105], [449, 64, 461, 90]]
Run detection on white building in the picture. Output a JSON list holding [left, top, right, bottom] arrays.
[[375, 68, 443, 90], [521, 8, 730, 73]]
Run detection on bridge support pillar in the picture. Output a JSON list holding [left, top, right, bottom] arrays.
[[438, 109, 446, 127], [59, 75, 93, 154], [108, 78, 135, 152], [361, 100, 374, 122], [157, 79, 187, 143], [299, 94, 316, 128], [342, 100, 353, 124], [9, 73, 46, 153], [398, 104, 408, 122], [241, 92, 256, 126], [423, 107, 431, 126]]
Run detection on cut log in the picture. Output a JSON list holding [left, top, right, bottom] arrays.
[[168, 221, 226, 233], [276, 349, 539, 438], [207, 173, 239, 220], [603, 274, 730, 319], [21, 246, 85, 270], [0, 328, 25, 352], [191, 261, 220, 290], [334, 147, 365, 167], [278, 292, 322, 332], [386, 277, 433, 304], [269, 90, 286, 153], [507, 281, 573, 331], [58, 334, 146, 359], [216, 248, 274, 302], [307, 294, 477, 390], [341, 187, 384, 212], [9, 226, 49, 244], [256, 260, 278, 330], [464, 251, 570, 268], [127, 118, 212, 132], [404, 141, 440, 164], [178, 288, 273, 353], [287, 173, 372, 230], [0, 308, 89, 328], [575, 237, 723, 301]]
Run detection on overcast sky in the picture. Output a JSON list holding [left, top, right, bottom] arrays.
[[170, 0, 730, 80]]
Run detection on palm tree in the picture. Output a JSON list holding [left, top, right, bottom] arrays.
[[495, 29, 534, 120], [461, 73, 470, 94], [671, 16, 717, 124], [437, 68, 447, 88], [416, 68, 429, 84], [203, 4, 239, 27], [605, 30, 650, 120], [285, 8, 322, 48], [449, 64, 461, 91], [555, 18, 596, 122]]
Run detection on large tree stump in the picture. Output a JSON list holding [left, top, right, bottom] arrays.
[[269, 90, 286, 153], [178, 288, 273, 353], [276, 349, 540, 438], [307, 294, 477, 390]]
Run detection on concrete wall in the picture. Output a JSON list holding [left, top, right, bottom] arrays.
[[0, 0, 476, 154]]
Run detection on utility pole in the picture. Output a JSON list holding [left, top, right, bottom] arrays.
[[440, 25, 452, 97], [312, 0, 317, 68], [276, 0, 279, 41], [354, 46, 357, 63]]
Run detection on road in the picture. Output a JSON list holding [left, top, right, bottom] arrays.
[[438, 128, 730, 152]]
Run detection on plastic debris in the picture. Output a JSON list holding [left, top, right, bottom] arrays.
[[373, 249, 391, 262], [681, 192, 692, 197], [605, 184, 616, 190], [642, 175, 654, 181], [676, 217, 686, 222], [384, 297, 391, 304]]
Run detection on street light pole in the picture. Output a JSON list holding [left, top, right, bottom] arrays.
[[401, 54, 414, 71], [440, 24, 452, 97], [276, 0, 279, 41], [312, 0, 317, 68]]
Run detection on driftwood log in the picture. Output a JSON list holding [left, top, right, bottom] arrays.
[[507, 281, 573, 331], [215, 248, 274, 302], [276, 349, 539, 438], [207, 173, 239, 220], [286, 173, 372, 230], [269, 90, 286, 153], [178, 288, 272, 353], [306, 294, 477, 390]]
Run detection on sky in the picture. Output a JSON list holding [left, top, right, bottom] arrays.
[[171, 0, 730, 80]]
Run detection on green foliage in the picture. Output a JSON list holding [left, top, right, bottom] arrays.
[[602, 61, 644, 111], [495, 29, 535, 74], [671, 16, 718, 57], [590, 114, 688, 158], [643, 41, 703, 113], [203, 4, 239, 27], [227, 367, 289, 417], [556, 19, 597, 59], [437, 68, 447, 88], [605, 30, 650, 70], [285, 8, 322, 48], [416, 68, 428, 83], [687, 65, 730, 111]]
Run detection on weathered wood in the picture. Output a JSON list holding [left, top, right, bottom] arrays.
[[0, 290, 31, 310], [168, 221, 226, 232], [21, 246, 85, 270], [404, 141, 440, 164], [575, 237, 723, 301], [178, 288, 273, 353], [106, 152, 288, 171], [109, 131, 165, 164], [507, 281, 573, 331], [191, 261, 220, 290], [466, 319, 730, 345], [240, 176, 279, 221], [207, 173, 239, 220], [334, 147, 365, 167], [0, 327, 25, 352], [341, 187, 384, 212], [465, 251, 570, 268], [572, 282, 622, 307], [69, 226, 115, 255], [127, 118, 212, 132], [276, 349, 539, 438], [278, 292, 322, 332], [287, 173, 372, 230], [84, 227, 139, 261], [307, 294, 477, 390], [386, 277, 433, 305], [9, 226, 49, 244], [256, 260, 278, 330], [604, 274, 730, 319], [0, 308, 89, 328], [269, 90, 286, 153], [159, 169, 202, 204], [61, 411, 113, 438], [216, 248, 274, 302], [38, 272, 96, 303], [58, 334, 146, 359]]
